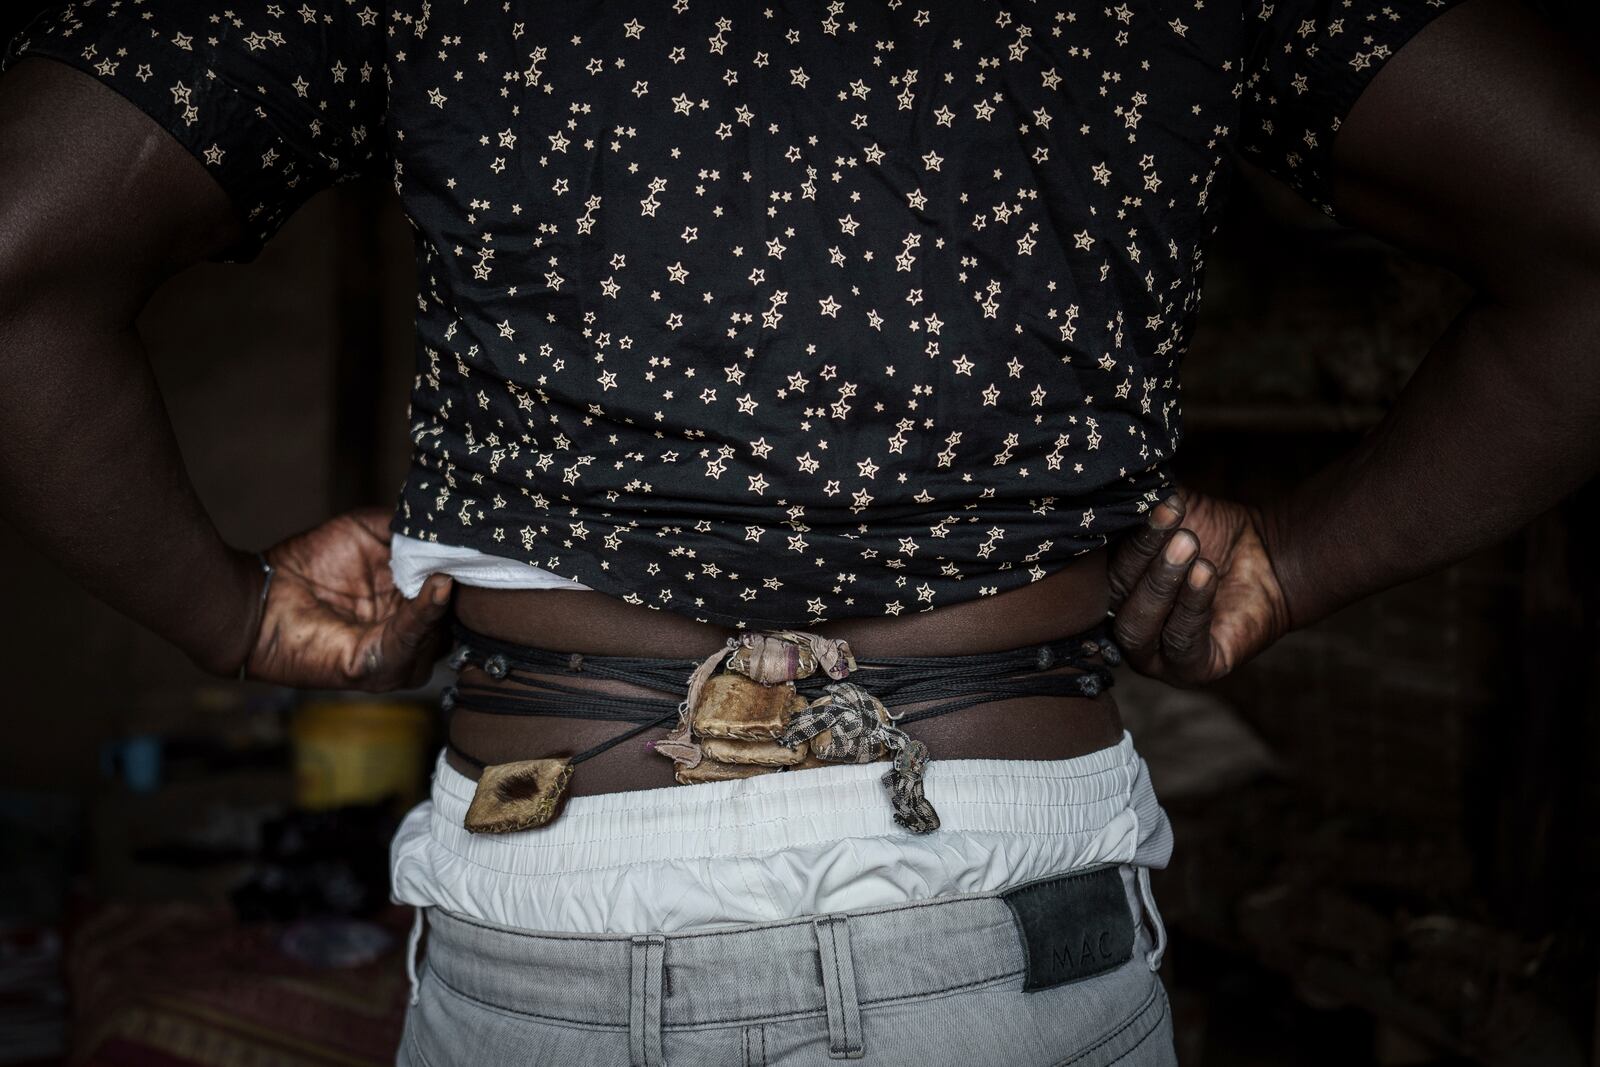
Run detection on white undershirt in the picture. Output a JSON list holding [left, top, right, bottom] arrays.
[[388, 531, 592, 596]]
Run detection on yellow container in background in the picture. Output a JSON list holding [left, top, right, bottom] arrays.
[[291, 699, 431, 810]]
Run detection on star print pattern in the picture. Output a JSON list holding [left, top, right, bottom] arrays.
[[7, 0, 1461, 628]]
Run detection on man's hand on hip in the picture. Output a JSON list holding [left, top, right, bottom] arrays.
[[1106, 489, 1292, 686], [240, 507, 454, 691]]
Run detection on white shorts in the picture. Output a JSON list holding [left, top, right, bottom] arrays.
[[389, 730, 1173, 935]]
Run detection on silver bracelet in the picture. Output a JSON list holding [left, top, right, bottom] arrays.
[[238, 552, 275, 682]]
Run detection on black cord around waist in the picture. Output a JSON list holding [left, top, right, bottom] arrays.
[[441, 618, 1121, 770]]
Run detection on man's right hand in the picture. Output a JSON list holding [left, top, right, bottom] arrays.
[[1106, 489, 1293, 687], [239, 508, 455, 691]]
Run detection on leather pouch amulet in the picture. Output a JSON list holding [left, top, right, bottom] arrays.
[[463, 757, 574, 834], [691, 672, 808, 740], [700, 736, 808, 767]]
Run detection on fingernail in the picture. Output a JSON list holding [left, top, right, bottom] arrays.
[[1164, 532, 1197, 564], [1151, 494, 1183, 528], [433, 578, 454, 606], [1188, 561, 1214, 588]]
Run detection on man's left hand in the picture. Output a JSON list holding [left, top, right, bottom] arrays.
[[1106, 488, 1292, 686]]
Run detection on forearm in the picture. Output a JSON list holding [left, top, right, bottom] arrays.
[[1260, 275, 1600, 629], [0, 59, 263, 675], [0, 299, 261, 674]]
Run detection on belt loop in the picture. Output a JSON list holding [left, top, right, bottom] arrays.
[[1136, 866, 1168, 972], [813, 916, 865, 1059], [629, 935, 667, 1067], [406, 907, 427, 1006]]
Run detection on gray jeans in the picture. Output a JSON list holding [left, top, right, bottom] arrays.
[[398, 864, 1176, 1066]]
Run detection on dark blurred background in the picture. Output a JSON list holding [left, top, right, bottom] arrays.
[[2, 3, 1597, 1065]]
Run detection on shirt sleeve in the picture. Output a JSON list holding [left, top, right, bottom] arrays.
[[1235, 0, 1464, 220], [2, 0, 387, 262]]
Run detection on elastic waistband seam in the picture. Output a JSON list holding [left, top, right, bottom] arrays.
[[426, 793, 1131, 848], [1053, 978, 1165, 1067], [416, 822, 1132, 878], [857, 968, 1024, 1010]]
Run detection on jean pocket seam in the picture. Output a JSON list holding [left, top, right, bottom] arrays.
[[857, 968, 1022, 1009], [1050, 975, 1163, 1067], [1101, 986, 1170, 1066], [404, 1016, 436, 1067], [429, 963, 626, 1031]]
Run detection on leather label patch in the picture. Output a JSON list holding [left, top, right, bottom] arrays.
[[1000, 866, 1135, 991]]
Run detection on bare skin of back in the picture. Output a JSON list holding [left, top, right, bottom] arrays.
[[445, 548, 1129, 794]]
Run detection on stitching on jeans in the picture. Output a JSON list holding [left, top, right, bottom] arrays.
[[404, 1025, 435, 1067], [1065, 980, 1158, 1062], [678, 1004, 830, 1027], [635, 946, 644, 1067], [663, 966, 1025, 1028], [742, 1024, 769, 1067], [646, 940, 656, 1067], [1102, 992, 1168, 1066], [858, 968, 1023, 1005], [831, 919, 853, 1054], [825, 919, 844, 1055], [630, 940, 643, 1067], [651, 939, 667, 1065], [429, 964, 622, 1028], [1049, 978, 1160, 1066], [434, 953, 929, 1032]]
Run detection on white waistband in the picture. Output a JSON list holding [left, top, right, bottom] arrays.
[[390, 731, 1172, 934]]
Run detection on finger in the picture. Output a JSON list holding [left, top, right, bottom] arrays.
[[1161, 558, 1219, 680], [1111, 528, 1199, 661], [373, 575, 454, 682], [1108, 494, 1184, 608]]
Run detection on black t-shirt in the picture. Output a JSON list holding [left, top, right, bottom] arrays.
[[5, 0, 1461, 628]]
